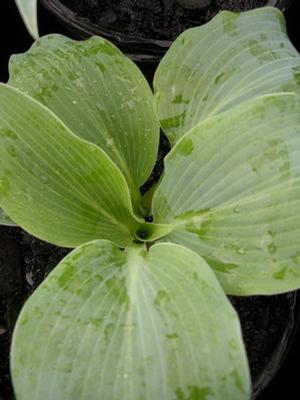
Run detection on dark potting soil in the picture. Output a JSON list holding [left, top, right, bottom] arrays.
[[0, 227, 69, 400], [60, 0, 268, 40], [0, 132, 298, 399]]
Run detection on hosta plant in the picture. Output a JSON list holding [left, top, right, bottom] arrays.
[[1, 7, 300, 400]]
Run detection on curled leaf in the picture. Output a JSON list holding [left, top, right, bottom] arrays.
[[0, 208, 17, 227], [15, 0, 39, 39]]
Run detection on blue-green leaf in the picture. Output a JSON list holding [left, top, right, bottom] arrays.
[[153, 94, 300, 295], [0, 84, 141, 248], [11, 240, 250, 400], [9, 34, 159, 212], [154, 7, 300, 145]]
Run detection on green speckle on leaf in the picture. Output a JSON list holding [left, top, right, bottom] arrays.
[[206, 258, 239, 274], [57, 264, 76, 288], [214, 72, 225, 85], [104, 275, 130, 308], [6, 145, 17, 158], [20, 313, 30, 326], [98, 41, 119, 56], [268, 243, 277, 255], [293, 65, 300, 85], [247, 40, 275, 62], [104, 322, 115, 342], [89, 317, 103, 327], [193, 272, 199, 281], [231, 368, 245, 392], [161, 111, 186, 130], [175, 385, 214, 400], [222, 12, 240, 37], [166, 333, 179, 339], [172, 94, 189, 104], [176, 208, 211, 221], [292, 251, 300, 264], [0, 176, 11, 195], [273, 267, 287, 280], [279, 161, 291, 179], [0, 128, 17, 139], [229, 339, 238, 350], [185, 214, 214, 240], [177, 138, 194, 156], [96, 62, 106, 73], [154, 290, 171, 307]]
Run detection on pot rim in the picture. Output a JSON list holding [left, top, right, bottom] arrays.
[[251, 290, 300, 399], [39, 0, 295, 63]]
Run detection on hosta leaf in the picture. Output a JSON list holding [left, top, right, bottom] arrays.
[[153, 93, 300, 295], [8, 34, 159, 211], [0, 208, 17, 226], [0, 84, 140, 248], [11, 240, 250, 400], [15, 0, 38, 39], [154, 7, 300, 145]]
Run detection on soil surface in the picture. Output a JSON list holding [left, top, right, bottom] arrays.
[[60, 0, 268, 40], [0, 227, 69, 400], [0, 133, 298, 399]]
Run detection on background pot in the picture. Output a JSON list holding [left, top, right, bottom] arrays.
[[249, 293, 300, 399], [39, 0, 295, 63]]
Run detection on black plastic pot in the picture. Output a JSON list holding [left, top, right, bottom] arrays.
[[40, 0, 294, 62], [240, 293, 300, 399]]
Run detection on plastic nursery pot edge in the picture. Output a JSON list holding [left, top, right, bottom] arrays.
[[39, 0, 295, 63], [251, 290, 300, 399]]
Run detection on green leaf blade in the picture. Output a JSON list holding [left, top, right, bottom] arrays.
[[0, 84, 139, 248], [154, 7, 300, 145], [153, 93, 300, 295], [9, 34, 160, 209], [11, 240, 250, 400], [15, 0, 39, 39]]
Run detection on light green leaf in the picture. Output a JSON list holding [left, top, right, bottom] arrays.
[[154, 7, 300, 145], [11, 240, 250, 400], [8, 34, 159, 212], [0, 208, 17, 226], [0, 83, 141, 248], [15, 0, 39, 40], [153, 94, 300, 295]]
